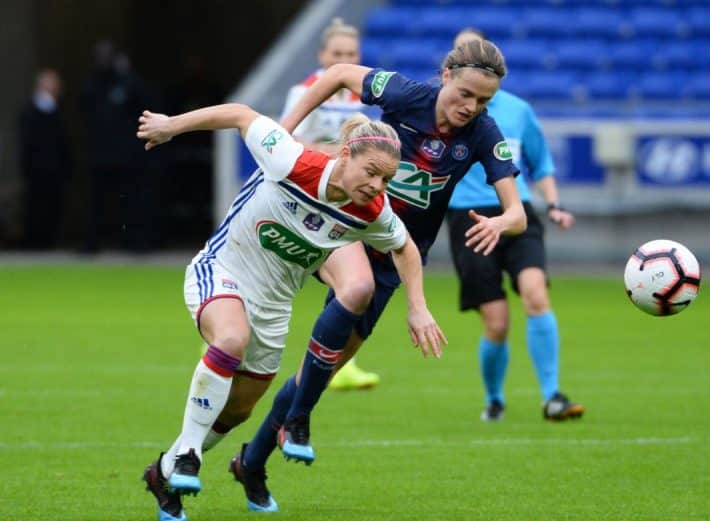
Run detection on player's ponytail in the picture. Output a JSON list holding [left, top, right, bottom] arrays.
[[442, 38, 506, 79], [339, 114, 401, 160]]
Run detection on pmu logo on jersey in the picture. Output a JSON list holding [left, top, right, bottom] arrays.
[[303, 212, 325, 231], [386, 161, 449, 209], [328, 223, 347, 240], [256, 220, 325, 268], [493, 140, 513, 161], [420, 138, 446, 160], [371, 71, 395, 98], [261, 129, 284, 153]]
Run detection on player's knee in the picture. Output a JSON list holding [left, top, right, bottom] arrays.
[[335, 278, 375, 313], [210, 331, 249, 359], [522, 289, 550, 315], [483, 319, 509, 343]]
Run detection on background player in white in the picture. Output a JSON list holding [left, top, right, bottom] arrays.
[[136, 104, 446, 519], [448, 29, 583, 422], [282, 17, 380, 390]]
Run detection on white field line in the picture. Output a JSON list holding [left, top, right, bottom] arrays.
[[0, 437, 699, 451]]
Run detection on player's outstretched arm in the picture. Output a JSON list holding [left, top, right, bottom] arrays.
[[136, 103, 260, 151], [280, 64, 372, 134], [465, 176, 527, 255], [390, 236, 447, 358]]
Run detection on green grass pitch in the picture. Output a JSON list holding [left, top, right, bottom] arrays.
[[0, 265, 707, 520]]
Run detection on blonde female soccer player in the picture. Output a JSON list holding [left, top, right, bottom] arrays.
[[136, 104, 446, 520], [282, 17, 381, 389]]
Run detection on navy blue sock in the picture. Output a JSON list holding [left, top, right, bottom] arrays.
[[243, 376, 296, 469], [286, 298, 360, 421]]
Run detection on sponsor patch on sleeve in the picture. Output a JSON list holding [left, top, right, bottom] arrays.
[[493, 140, 513, 161], [371, 71, 395, 98]]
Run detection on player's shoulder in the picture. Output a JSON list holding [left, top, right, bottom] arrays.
[[494, 89, 535, 115]]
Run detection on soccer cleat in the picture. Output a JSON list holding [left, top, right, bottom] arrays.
[[142, 453, 188, 521], [328, 360, 380, 391], [480, 399, 505, 422], [278, 415, 315, 464], [543, 392, 585, 421], [167, 449, 202, 496], [228, 443, 279, 512]]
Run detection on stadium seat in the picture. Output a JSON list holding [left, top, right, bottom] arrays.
[[686, 8, 710, 37], [552, 40, 609, 71], [651, 41, 703, 71], [629, 8, 690, 38], [683, 72, 710, 99], [607, 40, 659, 70], [636, 72, 689, 99], [524, 72, 580, 101], [583, 72, 636, 100], [520, 8, 574, 38], [461, 8, 520, 40], [497, 39, 552, 71], [363, 8, 417, 38], [573, 8, 626, 39]]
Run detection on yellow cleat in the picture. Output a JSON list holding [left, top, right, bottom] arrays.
[[328, 359, 380, 391]]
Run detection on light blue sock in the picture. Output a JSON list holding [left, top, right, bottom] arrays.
[[479, 337, 508, 405], [526, 311, 559, 401]]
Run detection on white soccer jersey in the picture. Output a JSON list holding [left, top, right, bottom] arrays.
[[191, 115, 407, 311], [281, 69, 365, 143]]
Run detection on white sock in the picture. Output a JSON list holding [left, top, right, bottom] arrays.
[[161, 436, 181, 478], [176, 359, 233, 461]]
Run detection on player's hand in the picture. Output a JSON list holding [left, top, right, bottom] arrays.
[[407, 307, 447, 359], [136, 110, 173, 151], [548, 208, 575, 230], [464, 210, 504, 255]]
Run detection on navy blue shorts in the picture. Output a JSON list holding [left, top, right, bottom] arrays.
[[324, 247, 401, 340], [446, 202, 547, 310]]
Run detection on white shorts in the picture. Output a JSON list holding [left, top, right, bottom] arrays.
[[183, 262, 290, 377]]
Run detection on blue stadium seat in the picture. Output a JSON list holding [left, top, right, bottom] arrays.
[[497, 39, 552, 71], [607, 40, 659, 70], [389, 39, 449, 70], [636, 72, 689, 99], [684, 72, 710, 99], [629, 8, 690, 38], [524, 72, 580, 101], [573, 8, 626, 39], [651, 40, 704, 71], [463, 8, 519, 39], [687, 8, 710, 37], [552, 40, 609, 70], [363, 8, 417, 38], [520, 8, 574, 38], [582, 72, 636, 100]]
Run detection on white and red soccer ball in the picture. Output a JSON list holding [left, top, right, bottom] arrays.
[[624, 239, 702, 316]]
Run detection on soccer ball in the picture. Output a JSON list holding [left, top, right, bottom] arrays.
[[624, 239, 701, 316]]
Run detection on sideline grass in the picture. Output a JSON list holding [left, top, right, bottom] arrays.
[[0, 265, 707, 520]]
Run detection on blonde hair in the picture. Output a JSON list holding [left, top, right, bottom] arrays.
[[321, 17, 359, 48], [442, 38, 506, 79], [339, 114, 401, 160]]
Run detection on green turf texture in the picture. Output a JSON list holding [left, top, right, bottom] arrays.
[[0, 265, 707, 520]]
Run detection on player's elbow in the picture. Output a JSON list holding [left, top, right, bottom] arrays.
[[509, 206, 527, 235]]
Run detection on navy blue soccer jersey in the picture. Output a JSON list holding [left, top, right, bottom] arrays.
[[360, 69, 519, 261]]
